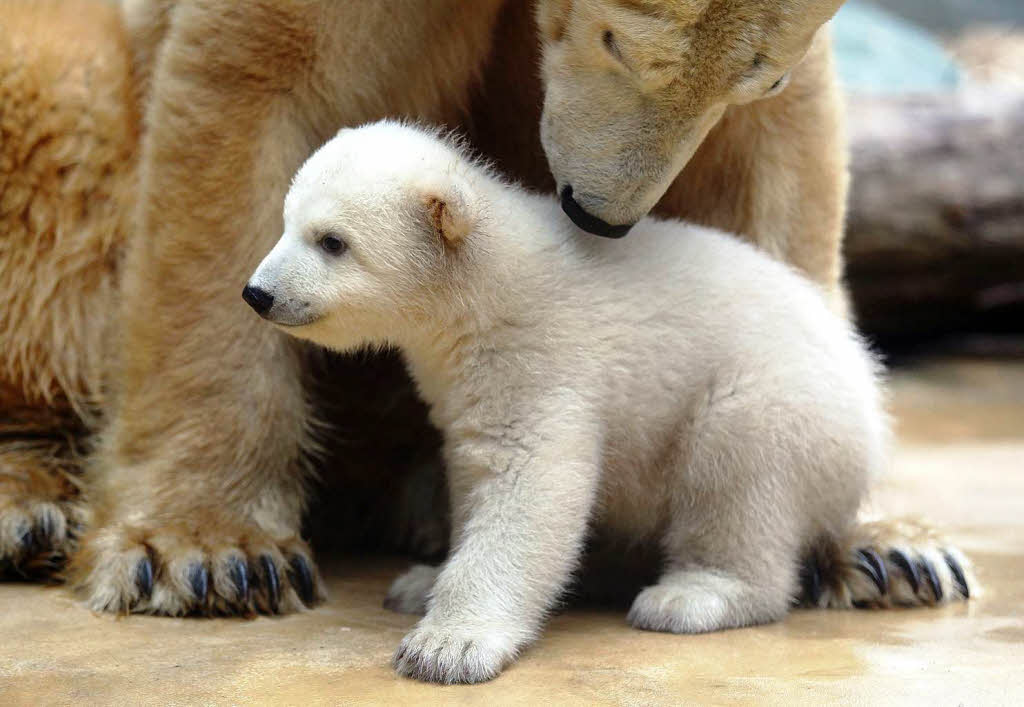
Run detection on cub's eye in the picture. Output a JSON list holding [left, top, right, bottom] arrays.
[[319, 233, 346, 255], [770, 77, 784, 91]]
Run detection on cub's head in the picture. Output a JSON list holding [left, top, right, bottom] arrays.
[[243, 121, 478, 351], [537, 0, 843, 235]]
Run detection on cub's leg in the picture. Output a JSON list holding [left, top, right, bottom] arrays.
[[628, 384, 865, 634], [394, 397, 600, 684]]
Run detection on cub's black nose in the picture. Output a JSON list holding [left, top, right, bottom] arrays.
[[560, 185, 634, 239], [242, 284, 274, 316]]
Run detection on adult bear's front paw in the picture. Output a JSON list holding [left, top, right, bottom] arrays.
[[69, 518, 324, 616], [0, 454, 84, 580], [393, 620, 518, 684]]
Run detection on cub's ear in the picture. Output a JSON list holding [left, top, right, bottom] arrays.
[[422, 180, 475, 246]]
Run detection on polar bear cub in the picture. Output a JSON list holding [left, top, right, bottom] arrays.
[[246, 121, 890, 683]]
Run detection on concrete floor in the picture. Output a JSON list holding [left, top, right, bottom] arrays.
[[1, 357, 1022, 705]]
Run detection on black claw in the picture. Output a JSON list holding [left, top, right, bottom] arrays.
[[188, 563, 210, 603], [228, 557, 250, 603], [943, 551, 969, 599], [855, 548, 889, 596], [135, 558, 154, 599], [888, 549, 921, 595], [918, 557, 943, 603], [288, 554, 315, 606], [260, 555, 280, 613], [799, 559, 823, 605]]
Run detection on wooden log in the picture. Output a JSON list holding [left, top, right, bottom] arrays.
[[844, 88, 1024, 342]]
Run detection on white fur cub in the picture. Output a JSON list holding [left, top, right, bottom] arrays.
[[245, 121, 963, 685]]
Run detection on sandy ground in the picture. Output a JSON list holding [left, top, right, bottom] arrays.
[[1, 357, 1022, 705]]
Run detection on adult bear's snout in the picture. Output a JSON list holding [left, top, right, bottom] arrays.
[[242, 284, 274, 316]]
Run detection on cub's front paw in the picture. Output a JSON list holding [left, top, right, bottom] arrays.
[[70, 519, 324, 616], [393, 621, 518, 684]]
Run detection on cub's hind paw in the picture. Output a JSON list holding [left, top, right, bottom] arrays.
[[627, 569, 787, 634], [70, 521, 324, 616], [383, 564, 438, 615]]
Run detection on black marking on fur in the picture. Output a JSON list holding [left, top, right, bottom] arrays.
[[288, 554, 315, 605], [943, 551, 969, 598], [888, 549, 921, 595], [260, 555, 280, 613], [918, 557, 943, 603], [135, 558, 154, 599], [560, 185, 634, 239], [855, 548, 889, 596], [228, 557, 249, 602], [188, 563, 209, 603]]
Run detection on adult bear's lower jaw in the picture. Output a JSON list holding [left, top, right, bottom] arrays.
[[560, 185, 635, 239]]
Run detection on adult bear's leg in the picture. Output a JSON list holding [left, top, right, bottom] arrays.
[[0, 0, 135, 579], [71, 0, 505, 616], [70, 1, 326, 616]]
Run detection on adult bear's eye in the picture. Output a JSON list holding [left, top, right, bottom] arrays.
[[319, 233, 346, 255], [767, 72, 790, 94]]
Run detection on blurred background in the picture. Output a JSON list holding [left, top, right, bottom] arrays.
[[832, 0, 1024, 358]]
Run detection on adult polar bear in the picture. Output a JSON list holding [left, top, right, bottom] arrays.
[[60, 0, 848, 614]]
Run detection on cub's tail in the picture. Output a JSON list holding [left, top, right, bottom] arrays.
[[800, 518, 976, 609]]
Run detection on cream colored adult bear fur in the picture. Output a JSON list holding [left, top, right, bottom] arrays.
[[2, 0, 851, 613], [0, 0, 137, 576], [246, 122, 972, 684]]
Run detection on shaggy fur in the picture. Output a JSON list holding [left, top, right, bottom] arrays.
[[0, 0, 137, 576], [248, 122, 974, 684], [3, 0, 851, 614]]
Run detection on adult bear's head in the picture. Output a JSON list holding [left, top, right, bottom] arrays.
[[537, 0, 844, 237]]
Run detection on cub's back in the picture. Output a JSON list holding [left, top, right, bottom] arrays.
[[554, 215, 852, 365], [532, 212, 881, 443]]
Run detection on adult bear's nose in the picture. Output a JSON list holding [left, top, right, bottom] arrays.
[[242, 284, 274, 316], [560, 185, 634, 239]]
